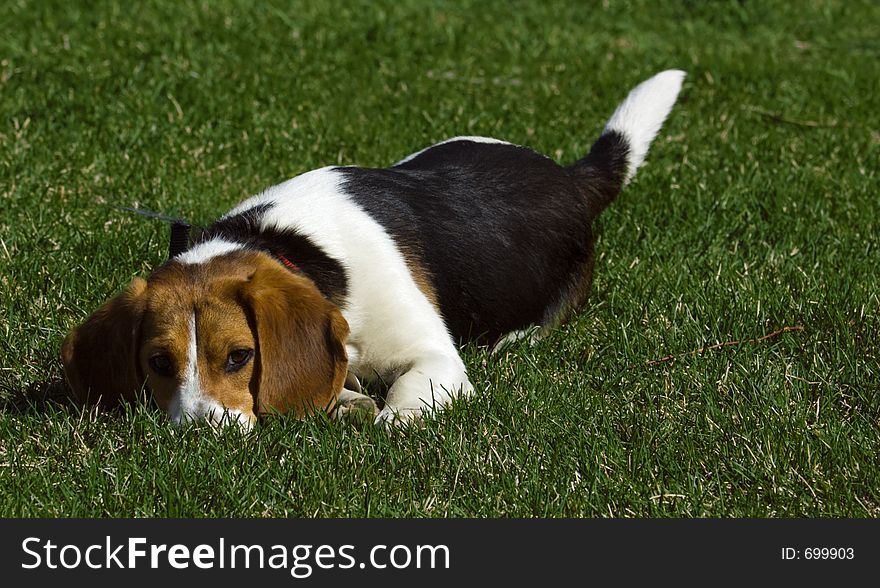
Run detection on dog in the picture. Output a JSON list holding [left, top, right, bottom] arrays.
[[61, 69, 685, 429]]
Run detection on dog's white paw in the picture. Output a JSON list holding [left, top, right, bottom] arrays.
[[491, 325, 543, 354], [374, 405, 426, 428], [333, 388, 379, 426]]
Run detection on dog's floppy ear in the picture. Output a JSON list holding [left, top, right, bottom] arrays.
[[240, 260, 349, 418], [61, 277, 148, 408]]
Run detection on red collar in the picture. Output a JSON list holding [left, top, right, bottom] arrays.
[[276, 253, 300, 271]]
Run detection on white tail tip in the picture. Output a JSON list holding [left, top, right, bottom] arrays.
[[603, 69, 686, 183]]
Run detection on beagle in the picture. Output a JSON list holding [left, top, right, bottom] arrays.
[[61, 70, 685, 429]]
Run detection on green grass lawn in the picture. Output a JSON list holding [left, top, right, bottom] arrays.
[[1, 0, 878, 517]]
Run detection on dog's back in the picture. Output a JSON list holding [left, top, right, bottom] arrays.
[[338, 140, 603, 342], [335, 70, 686, 343]]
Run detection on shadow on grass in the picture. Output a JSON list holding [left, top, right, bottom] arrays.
[[0, 377, 78, 414]]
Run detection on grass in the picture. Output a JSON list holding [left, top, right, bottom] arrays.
[[1, 0, 878, 517]]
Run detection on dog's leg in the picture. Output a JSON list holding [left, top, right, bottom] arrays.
[[375, 352, 473, 426]]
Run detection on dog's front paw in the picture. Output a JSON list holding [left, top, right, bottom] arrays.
[[374, 405, 426, 429], [333, 389, 379, 426]]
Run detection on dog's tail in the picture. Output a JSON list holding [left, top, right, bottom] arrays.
[[568, 69, 685, 212]]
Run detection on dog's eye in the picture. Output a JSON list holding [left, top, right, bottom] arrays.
[[148, 354, 174, 377], [226, 348, 253, 373]]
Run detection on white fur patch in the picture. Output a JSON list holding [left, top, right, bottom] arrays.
[[168, 312, 202, 425], [603, 69, 686, 183], [394, 136, 513, 165], [175, 238, 243, 265]]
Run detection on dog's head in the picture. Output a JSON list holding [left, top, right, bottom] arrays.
[[61, 250, 349, 430]]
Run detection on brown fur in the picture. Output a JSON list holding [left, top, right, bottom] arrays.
[[61, 277, 148, 407], [238, 254, 349, 417], [396, 244, 440, 310], [61, 250, 349, 424]]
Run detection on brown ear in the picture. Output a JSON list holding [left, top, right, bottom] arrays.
[[240, 261, 349, 418], [61, 277, 147, 408]]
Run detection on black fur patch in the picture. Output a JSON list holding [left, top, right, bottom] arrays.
[[338, 138, 626, 344], [193, 204, 349, 305], [567, 130, 630, 211]]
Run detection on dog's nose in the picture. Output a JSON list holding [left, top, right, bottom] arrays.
[[167, 390, 209, 426], [206, 407, 255, 432], [168, 391, 254, 432]]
